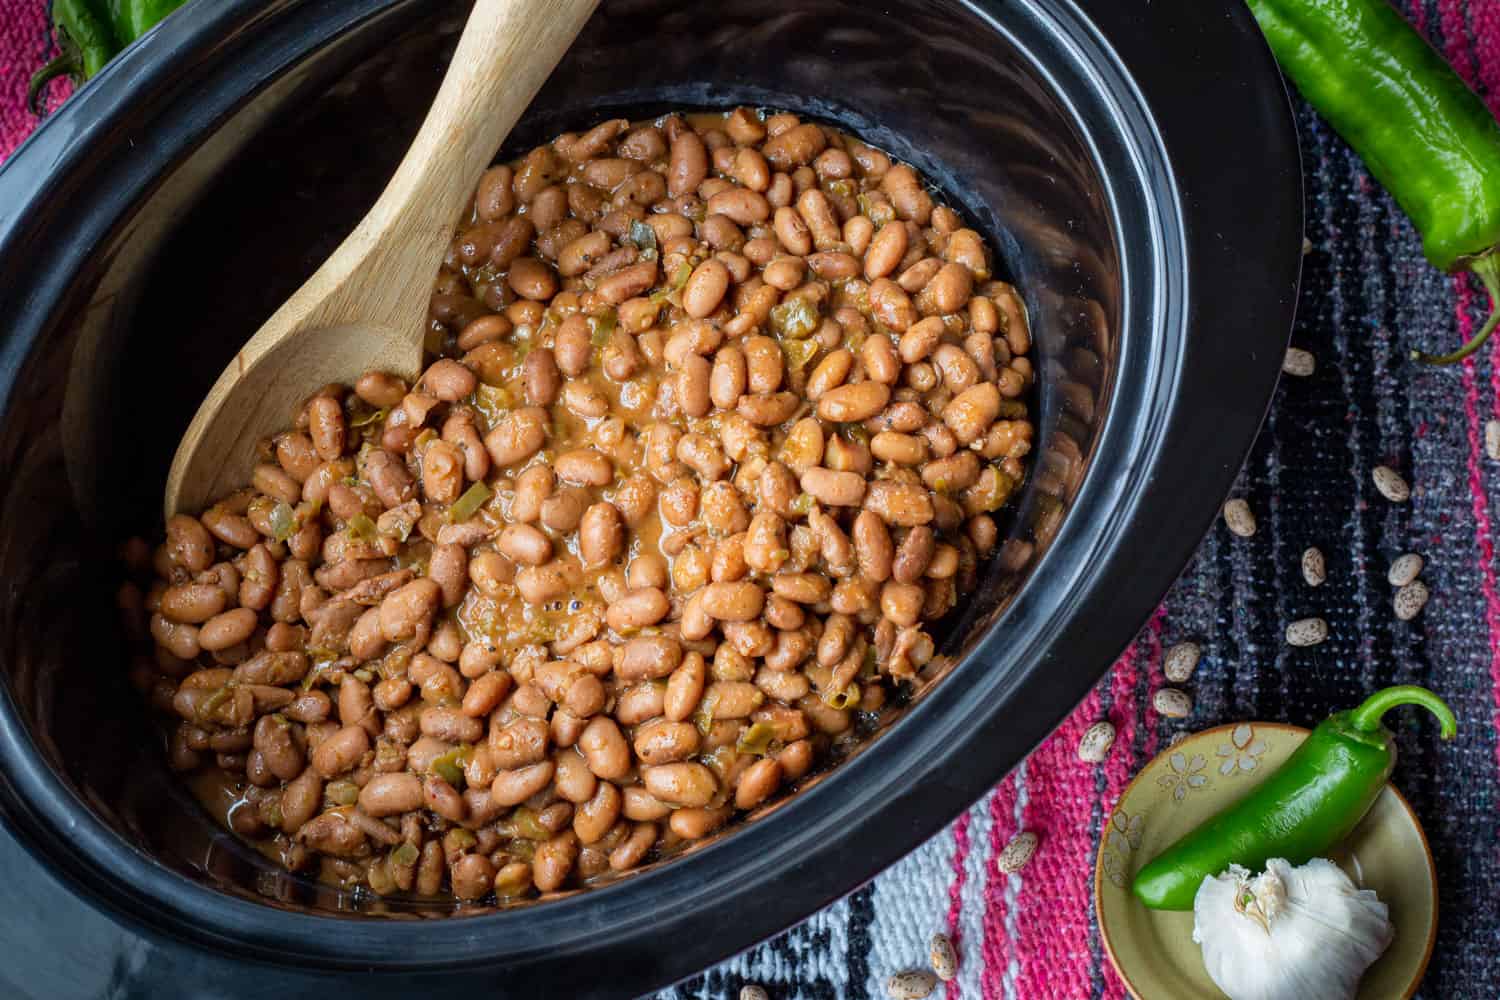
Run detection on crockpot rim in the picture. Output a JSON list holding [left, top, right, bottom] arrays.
[[0, 0, 1302, 982]]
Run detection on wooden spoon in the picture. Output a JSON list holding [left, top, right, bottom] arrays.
[[164, 0, 598, 518]]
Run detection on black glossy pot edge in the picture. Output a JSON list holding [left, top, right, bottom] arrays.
[[0, 0, 1303, 984]]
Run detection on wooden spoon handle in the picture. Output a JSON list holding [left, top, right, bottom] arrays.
[[308, 0, 599, 329]]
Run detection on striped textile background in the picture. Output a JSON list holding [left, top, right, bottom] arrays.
[[4, 1, 1499, 997]]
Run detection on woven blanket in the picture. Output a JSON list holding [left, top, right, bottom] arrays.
[[4, 2, 1498, 997]]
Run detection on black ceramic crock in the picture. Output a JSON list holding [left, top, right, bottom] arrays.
[[0, 0, 1301, 994]]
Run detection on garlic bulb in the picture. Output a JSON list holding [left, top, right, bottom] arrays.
[[1192, 858, 1393, 1000]]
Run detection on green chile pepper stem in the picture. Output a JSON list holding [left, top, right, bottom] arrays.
[[1348, 683, 1458, 738], [25, 53, 78, 117], [1247, 0, 1500, 365], [1413, 253, 1500, 364], [28, 0, 188, 119]]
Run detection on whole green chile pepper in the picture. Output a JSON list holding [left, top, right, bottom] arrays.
[[1249, 0, 1500, 364], [1132, 685, 1456, 911]]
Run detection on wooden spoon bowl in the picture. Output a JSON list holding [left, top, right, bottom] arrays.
[[164, 0, 597, 518]]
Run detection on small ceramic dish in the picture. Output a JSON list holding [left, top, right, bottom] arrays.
[[1095, 723, 1437, 999]]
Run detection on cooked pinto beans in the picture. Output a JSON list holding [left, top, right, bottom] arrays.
[[136, 107, 1031, 905]]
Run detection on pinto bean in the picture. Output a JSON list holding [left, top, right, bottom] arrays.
[[165, 515, 216, 573], [455, 671, 509, 719], [893, 525, 937, 583], [735, 758, 783, 810], [643, 762, 718, 808], [699, 581, 765, 622], [868, 277, 916, 331], [421, 358, 477, 402], [556, 448, 613, 486], [807, 251, 859, 280], [358, 773, 423, 817], [199, 608, 257, 651], [706, 188, 771, 226], [683, 258, 731, 318], [737, 391, 799, 426], [942, 382, 1001, 445], [795, 188, 841, 250], [532, 832, 579, 892], [606, 587, 670, 632], [159, 583, 228, 624], [487, 761, 555, 807], [668, 130, 708, 197], [578, 716, 631, 780], [800, 468, 866, 507], [483, 406, 549, 467], [379, 579, 440, 642], [864, 480, 935, 527], [312, 725, 369, 777], [579, 502, 625, 568], [421, 440, 465, 504], [817, 382, 890, 423], [597, 260, 659, 304], [852, 510, 896, 581]]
